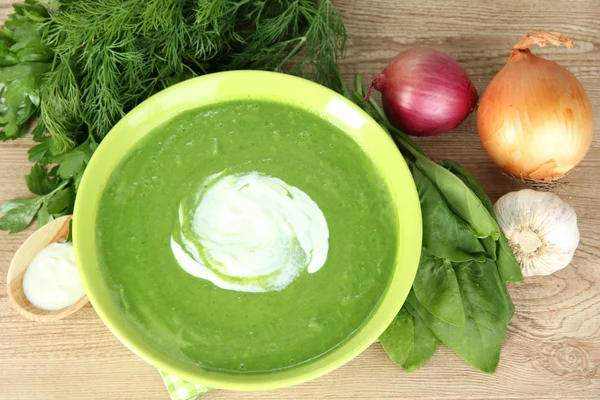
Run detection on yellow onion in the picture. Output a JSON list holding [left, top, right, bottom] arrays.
[[478, 31, 594, 181]]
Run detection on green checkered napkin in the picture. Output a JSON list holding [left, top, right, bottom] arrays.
[[159, 370, 212, 400]]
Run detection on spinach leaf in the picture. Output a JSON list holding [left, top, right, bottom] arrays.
[[442, 160, 523, 283], [413, 250, 465, 326], [411, 164, 485, 262], [340, 74, 517, 374], [441, 160, 495, 211], [480, 236, 497, 261], [415, 157, 500, 240], [496, 255, 516, 323], [496, 236, 524, 283], [379, 305, 440, 372], [407, 258, 512, 373]]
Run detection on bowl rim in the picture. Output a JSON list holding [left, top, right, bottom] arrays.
[[73, 70, 422, 391]]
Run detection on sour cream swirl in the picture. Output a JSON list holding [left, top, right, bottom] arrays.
[[171, 171, 329, 292]]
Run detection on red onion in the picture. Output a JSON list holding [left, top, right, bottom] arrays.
[[366, 47, 478, 136]]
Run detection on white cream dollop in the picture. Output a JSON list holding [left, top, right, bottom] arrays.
[[171, 171, 329, 292], [22, 242, 85, 311]]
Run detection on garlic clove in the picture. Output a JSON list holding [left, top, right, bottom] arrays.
[[494, 189, 579, 277]]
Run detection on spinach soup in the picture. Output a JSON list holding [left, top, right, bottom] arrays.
[[97, 100, 398, 372]]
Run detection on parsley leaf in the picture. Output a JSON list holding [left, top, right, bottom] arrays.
[[0, 196, 39, 213], [53, 138, 94, 189], [0, 1, 52, 140], [28, 121, 53, 163], [46, 184, 74, 214], [28, 137, 51, 163], [0, 179, 69, 233], [0, 196, 41, 233], [25, 163, 59, 195], [36, 201, 52, 227]]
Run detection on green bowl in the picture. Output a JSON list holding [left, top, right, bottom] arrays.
[[73, 71, 422, 391]]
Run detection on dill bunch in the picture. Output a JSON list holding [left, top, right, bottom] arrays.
[[41, 0, 347, 147]]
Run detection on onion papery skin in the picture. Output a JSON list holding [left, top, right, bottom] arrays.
[[372, 47, 478, 136], [478, 49, 594, 181]]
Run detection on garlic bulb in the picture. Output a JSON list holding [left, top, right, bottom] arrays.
[[494, 189, 579, 277]]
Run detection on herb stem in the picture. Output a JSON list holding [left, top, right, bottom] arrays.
[[276, 36, 307, 71], [332, 64, 349, 98], [233, 0, 252, 13], [47, 179, 70, 198]]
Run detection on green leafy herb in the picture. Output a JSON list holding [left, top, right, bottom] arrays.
[[0, 0, 52, 140], [41, 0, 346, 145], [1, 148, 79, 233], [379, 305, 440, 372], [0, 62, 49, 139], [36, 201, 52, 227], [0, 179, 68, 233], [415, 157, 500, 240], [0, 197, 39, 213], [52, 138, 95, 189], [1, 163, 68, 232], [480, 236, 498, 260], [0, 196, 41, 232], [411, 164, 485, 262], [412, 250, 465, 327], [25, 163, 59, 195], [442, 159, 523, 282], [407, 258, 512, 374], [333, 69, 521, 374], [496, 236, 524, 283], [46, 184, 74, 214], [0, 197, 41, 233]]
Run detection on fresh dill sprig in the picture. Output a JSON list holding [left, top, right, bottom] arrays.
[[226, 0, 346, 86]]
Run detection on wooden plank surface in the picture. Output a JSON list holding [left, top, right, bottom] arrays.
[[1, 0, 599, 399]]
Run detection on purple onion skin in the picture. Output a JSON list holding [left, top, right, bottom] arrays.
[[371, 47, 479, 136]]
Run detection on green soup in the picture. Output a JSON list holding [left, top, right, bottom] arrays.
[[97, 100, 398, 373]]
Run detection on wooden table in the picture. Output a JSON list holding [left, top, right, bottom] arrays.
[[1, 1, 599, 399]]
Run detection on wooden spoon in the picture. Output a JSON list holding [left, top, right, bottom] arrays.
[[6, 215, 89, 322]]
